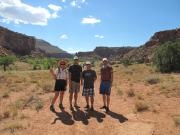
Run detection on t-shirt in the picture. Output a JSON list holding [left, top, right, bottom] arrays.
[[69, 64, 82, 83], [100, 66, 113, 81], [82, 69, 97, 89], [54, 68, 68, 80]]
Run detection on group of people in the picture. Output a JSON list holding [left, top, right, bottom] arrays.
[[49, 56, 113, 113]]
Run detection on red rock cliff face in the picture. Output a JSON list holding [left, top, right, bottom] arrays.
[[0, 26, 35, 55], [123, 28, 180, 62]]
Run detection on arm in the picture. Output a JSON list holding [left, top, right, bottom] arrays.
[[110, 68, 113, 86], [80, 72, 83, 85], [69, 72, 72, 89], [94, 70, 97, 82], [49, 68, 56, 80]]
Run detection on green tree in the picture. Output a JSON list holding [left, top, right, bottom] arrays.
[[153, 41, 180, 73], [0, 55, 16, 71]]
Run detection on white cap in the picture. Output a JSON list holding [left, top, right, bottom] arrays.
[[85, 61, 91, 65], [74, 56, 78, 60], [102, 58, 108, 61]]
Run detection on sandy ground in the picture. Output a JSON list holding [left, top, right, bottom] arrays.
[[0, 75, 180, 135]]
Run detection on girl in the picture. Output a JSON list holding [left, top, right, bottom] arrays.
[[49, 60, 68, 112]]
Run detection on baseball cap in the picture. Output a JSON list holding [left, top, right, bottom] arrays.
[[74, 56, 78, 60], [102, 58, 108, 61], [85, 61, 91, 65]]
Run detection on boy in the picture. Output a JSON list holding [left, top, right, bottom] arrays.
[[82, 61, 97, 111]]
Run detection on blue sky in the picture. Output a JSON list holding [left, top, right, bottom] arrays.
[[0, 0, 180, 53]]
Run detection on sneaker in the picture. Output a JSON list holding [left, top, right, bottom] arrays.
[[106, 107, 110, 112], [59, 103, 64, 110], [90, 107, 94, 111], [50, 105, 55, 112], [70, 105, 74, 111], [74, 104, 80, 108], [100, 106, 106, 109], [84, 105, 90, 109]]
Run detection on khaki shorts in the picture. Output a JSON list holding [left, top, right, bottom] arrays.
[[69, 81, 80, 93]]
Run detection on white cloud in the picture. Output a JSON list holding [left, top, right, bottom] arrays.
[[0, 0, 61, 26], [60, 34, 69, 39], [70, 0, 86, 8], [81, 16, 101, 24], [48, 4, 62, 11], [94, 34, 104, 39], [62, 0, 66, 3]]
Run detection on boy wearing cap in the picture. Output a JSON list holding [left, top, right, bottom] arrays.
[[100, 58, 113, 112], [68, 56, 82, 109], [49, 60, 68, 112], [82, 61, 97, 111]]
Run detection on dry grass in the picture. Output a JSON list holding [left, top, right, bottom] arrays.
[[117, 89, 123, 96], [145, 74, 160, 85], [2, 91, 10, 98], [135, 100, 149, 112], [172, 115, 180, 127], [35, 99, 44, 112], [4, 122, 24, 133], [0, 62, 180, 135], [126, 89, 135, 97]]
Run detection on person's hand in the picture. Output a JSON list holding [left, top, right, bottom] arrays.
[[50, 68, 54, 73]]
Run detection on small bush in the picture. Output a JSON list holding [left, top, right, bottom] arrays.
[[172, 115, 180, 126], [127, 89, 135, 97], [135, 101, 149, 112], [145, 75, 160, 85], [2, 91, 10, 98], [35, 100, 44, 112], [4, 122, 24, 133], [117, 89, 123, 96], [42, 83, 53, 93], [121, 59, 133, 67], [3, 111, 10, 119]]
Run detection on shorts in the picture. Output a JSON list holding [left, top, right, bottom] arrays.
[[82, 88, 94, 97], [54, 79, 67, 91], [69, 81, 80, 93], [100, 81, 111, 95]]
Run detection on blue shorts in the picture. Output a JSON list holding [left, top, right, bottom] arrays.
[[100, 81, 111, 95]]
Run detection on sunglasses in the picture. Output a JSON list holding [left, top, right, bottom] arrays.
[[60, 63, 65, 65]]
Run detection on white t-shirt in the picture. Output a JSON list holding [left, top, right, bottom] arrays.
[[54, 68, 68, 80]]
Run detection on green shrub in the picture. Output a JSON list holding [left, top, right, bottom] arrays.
[[153, 40, 180, 73], [0, 55, 16, 71], [121, 59, 133, 67]]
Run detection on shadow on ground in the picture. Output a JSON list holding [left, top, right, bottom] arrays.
[[51, 109, 75, 125], [71, 106, 90, 125], [106, 110, 128, 123]]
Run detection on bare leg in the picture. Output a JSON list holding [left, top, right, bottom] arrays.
[[103, 95, 106, 106], [107, 95, 110, 108], [85, 96, 89, 106], [69, 92, 73, 106], [51, 92, 59, 105], [90, 96, 94, 108], [59, 91, 64, 104], [74, 92, 78, 105]]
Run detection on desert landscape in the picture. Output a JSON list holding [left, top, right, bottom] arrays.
[[0, 61, 180, 135], [0, 2, 180, 134]]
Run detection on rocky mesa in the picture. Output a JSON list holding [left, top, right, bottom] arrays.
[[0, 26, 72, 58]]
